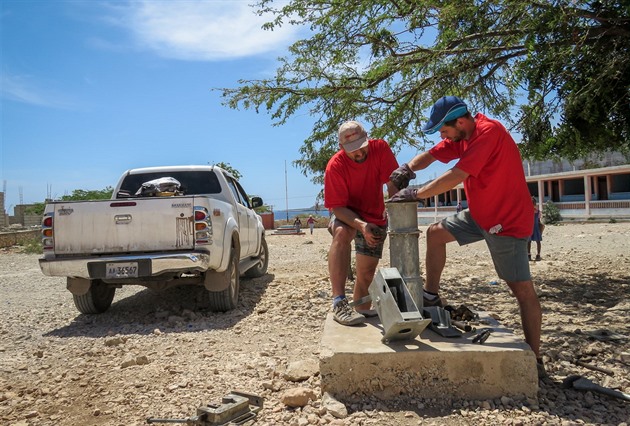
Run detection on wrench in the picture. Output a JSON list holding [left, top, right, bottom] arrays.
[[563, 375, 630, 401]]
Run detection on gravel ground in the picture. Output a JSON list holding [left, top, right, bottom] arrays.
[[0, 222, 629, 425]]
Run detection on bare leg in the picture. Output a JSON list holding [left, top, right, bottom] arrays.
[[347, 256, 354, 281], [506, 280, 542, 358], [425, 222, 457, 294], [353, 253, 379, 310], [328, 221, 356, 299]]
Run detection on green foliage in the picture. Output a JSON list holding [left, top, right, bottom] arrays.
[[543, 200, 562, 224], [254, 204, 272, 213], [60, 187, 113, 201], [25, 202, 45, 216], [220, 0, 630, 184], [20, 238, 43, 254], [609, 217, 617, 223], [213, 162, 242, 180]]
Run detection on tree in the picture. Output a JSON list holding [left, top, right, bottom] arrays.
[[59, 188, 114, 201], [221, 0, 630, 185], [213, 162, 242, 180]]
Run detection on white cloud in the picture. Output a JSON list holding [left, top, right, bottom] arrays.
[[124, 1, 299, 61], [0, 72, 75, 109]]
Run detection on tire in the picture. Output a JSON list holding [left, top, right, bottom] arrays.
[[72, 280, 115, 314], [244, 236, 269, 278], [204, 245, 240, 312]]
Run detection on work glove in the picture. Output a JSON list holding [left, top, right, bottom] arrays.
[[388, 188, 418, 203], [389, 163, 416, 189]]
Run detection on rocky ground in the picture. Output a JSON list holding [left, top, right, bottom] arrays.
[[0, 221, 629, 426]]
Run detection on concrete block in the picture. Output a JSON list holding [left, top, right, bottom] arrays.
[[319, 313, 538, 401]]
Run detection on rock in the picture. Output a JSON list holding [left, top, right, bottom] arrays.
[[262, 379, 283, 392], [322, 392, 348, 419], [281, 387, 317, 408], [135, 355, 150, 365], [104, 337, 126, 347], [283, 358, 319, 382], [121, 359, 137, 368]]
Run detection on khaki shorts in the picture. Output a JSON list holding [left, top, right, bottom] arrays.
[[442, 210, 531, 282], [328, 214, 387, 259]]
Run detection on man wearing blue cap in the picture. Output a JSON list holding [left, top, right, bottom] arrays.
[[389, 96, 543, 371]]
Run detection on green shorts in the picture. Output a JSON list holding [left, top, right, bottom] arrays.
[[442, 210, 531, 282]]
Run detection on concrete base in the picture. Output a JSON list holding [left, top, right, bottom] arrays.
[[319, 313, 538, 401]]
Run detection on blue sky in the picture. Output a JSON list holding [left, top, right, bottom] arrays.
[[1, 0, 443, 214]]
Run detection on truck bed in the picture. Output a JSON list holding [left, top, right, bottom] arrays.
[[50, 197, 197, 255]]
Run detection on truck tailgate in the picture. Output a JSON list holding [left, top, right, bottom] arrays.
[[52, 198, 196, 254]]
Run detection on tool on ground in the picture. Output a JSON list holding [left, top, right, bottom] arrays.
[[445, 304, 479, 322], [452, 320, 475, 333], [562, 375, 630, 402], [350, 268, 431, 343], [423, 306, 462, 338], [573, 359, 615, 376], [472, 329, 493, 344], [146, 391, 263, 425]]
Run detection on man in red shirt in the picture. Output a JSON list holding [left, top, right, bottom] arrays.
[[389, 96, 543, 373], [325, 121, 400, 326]]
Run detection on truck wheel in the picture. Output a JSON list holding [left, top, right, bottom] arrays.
[[204, 246, 240, 312], [73, 280, 115, 314], [244, 236, 269, 278]]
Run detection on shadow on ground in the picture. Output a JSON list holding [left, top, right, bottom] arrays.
[[44, 273, 274, 338]]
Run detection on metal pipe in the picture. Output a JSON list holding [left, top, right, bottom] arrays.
[[386, 201, 423, 308]]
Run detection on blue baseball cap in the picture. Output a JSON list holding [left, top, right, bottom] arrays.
[[422, 96, 469, 134]]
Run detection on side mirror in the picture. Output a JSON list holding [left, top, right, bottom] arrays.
[[251, 196, 263, 208]]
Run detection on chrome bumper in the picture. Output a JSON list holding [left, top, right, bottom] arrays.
[[39, 252, 212, 279]]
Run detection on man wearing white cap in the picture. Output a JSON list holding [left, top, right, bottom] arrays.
[[324, 120, 402, 326], [389, 96, 543, 374]]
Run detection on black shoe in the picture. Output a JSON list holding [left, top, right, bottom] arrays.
[[423, 295, 444, 308]]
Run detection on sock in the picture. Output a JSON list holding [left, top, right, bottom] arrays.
[[333, 295, 346, 308], [423, 289, 438, 300]]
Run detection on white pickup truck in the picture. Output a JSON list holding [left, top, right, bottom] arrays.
[[39, 165, 269, 314]]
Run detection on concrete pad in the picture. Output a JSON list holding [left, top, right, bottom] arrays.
[[319, 313, 538, 401]]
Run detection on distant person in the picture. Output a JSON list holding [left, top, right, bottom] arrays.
[[528, 197, 543, 261], [389, 96, 543, 374], [293, 217, 302, 233], [325, 120, 402, 326], [306, 215, 318, 234], [456, 202, 463, 213]]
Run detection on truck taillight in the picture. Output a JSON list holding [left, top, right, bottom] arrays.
[[194, 206, 213, 245], [41, 212, 54, 251]]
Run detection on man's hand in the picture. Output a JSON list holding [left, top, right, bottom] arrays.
[[388, 188, 418, 203], [389, 163, 416, 189], [364, 223, 385, 247]]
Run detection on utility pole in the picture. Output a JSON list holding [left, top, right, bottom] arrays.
[[284, 160, 289, 222]]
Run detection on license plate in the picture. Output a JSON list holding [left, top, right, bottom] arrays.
[[106, 262, 138, 279]]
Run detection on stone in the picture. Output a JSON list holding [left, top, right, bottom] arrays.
[[281, 387, 317, 408]]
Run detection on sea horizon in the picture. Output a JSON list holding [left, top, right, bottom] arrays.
[[265, 208, 330, 221]]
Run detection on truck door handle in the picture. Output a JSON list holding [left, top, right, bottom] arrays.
[[115, 214, 132, 224]]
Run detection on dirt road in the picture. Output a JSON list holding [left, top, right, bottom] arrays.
[[1, 222, 629, 425]]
